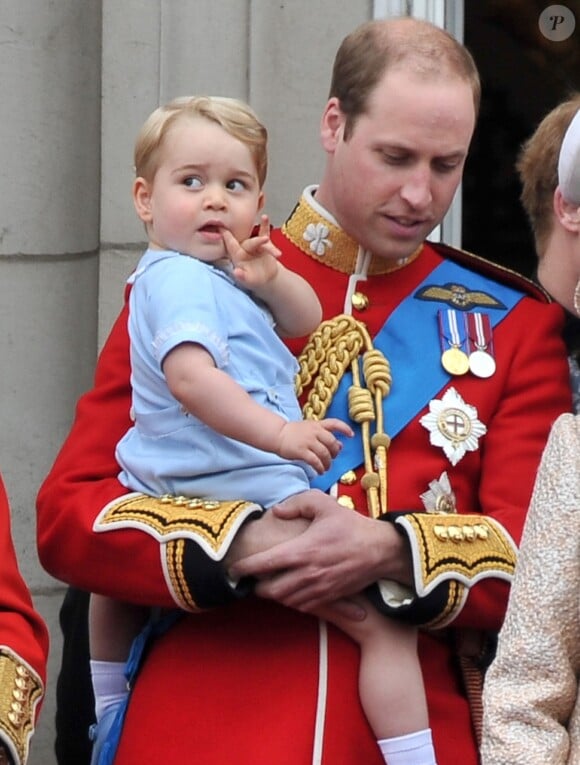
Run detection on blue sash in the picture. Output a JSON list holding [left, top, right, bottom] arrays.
[[311, 259, 524, 491]]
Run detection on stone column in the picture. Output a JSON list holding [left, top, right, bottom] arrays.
[[0, 2, 102, 762]]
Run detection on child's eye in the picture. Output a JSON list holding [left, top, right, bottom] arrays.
[[227, 179, 246, 192], [184, 176, 203, 188]]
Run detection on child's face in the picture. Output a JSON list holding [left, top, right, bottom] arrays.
[[135, 116, 264, 261]]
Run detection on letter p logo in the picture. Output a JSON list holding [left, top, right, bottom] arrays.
[[539, 5, 576, 40]]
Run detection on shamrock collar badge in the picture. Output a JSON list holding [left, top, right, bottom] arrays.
[[420, 387, 487, 466]]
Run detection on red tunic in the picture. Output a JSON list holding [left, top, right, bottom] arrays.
[[0, 476, 48, 765], [37, 190, 572, 764]]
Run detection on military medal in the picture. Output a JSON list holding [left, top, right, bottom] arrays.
[[441, 346, 470, 375], [420, 471, 457, 514], [469, 350, 496, 378], [466, 312, 496, 378], [438, 309, 469, 375]]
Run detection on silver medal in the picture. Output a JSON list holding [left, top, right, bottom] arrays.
[[469, 349, 496, 378]]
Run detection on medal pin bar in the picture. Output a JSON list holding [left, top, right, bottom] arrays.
[[466, 312, 496, 378], [438, 309, 469, 376]]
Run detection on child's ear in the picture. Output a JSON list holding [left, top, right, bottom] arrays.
[[257, 190, 265, 212], [133, 177, 153, 223]]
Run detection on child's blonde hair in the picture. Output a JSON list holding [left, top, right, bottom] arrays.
[[134, 95, 268, 186]]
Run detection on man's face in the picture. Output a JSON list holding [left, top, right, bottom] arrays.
[[318, 67, 476, 261]]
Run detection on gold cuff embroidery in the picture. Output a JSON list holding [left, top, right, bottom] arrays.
[[164, 539, 201, 612], [0, 648, 43, 765], [396, 513, 517, 597], [425, 580, 468, 629], [95, 493, 262, 561]]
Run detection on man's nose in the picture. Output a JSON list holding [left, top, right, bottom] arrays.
[[400, 167, 432, 209]]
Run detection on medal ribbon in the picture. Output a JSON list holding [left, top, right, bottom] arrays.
[[466, 312, 493, 354], [311, 258, 525, 491], [438, 309, 469, 354]]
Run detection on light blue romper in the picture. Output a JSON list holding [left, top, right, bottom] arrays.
[[116, 249, 314, 508]]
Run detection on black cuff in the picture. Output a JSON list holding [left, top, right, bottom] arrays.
[[181, 537, 256, 609], [367, 511, 457, 626]]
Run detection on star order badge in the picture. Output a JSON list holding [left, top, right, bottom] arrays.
[[420, 387, 487, 465]]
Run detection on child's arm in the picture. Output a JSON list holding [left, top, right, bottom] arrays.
[[223, 215, 322, 337], [163, 343, 352, 474]]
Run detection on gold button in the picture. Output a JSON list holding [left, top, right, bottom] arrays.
[[339, 470, 357, 486], [337, 495, 355, 510], [351, 292, 369, 310]]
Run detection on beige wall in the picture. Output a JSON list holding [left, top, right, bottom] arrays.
[[0, 1, 457, 762]]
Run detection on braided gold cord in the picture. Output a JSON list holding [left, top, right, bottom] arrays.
[[349, 356, 380, 517], [296, 315, 366, 398], [295, 314, 392, 518], [363, 350, 392, 514], [297, 316, 365, 420]]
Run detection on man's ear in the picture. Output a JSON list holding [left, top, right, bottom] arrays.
[[554, 187, 580, 232], [133, 177, 153, 223], [320, 97, 346, 152]]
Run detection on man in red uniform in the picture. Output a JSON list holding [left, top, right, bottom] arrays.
[[0, 476, 48, 765], [38, 17, 571, 765]]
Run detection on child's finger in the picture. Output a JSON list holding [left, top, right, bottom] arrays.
[[242, 234, 271, 256], [321, 418, 354, 438], [258, 213, 271, 238], [221, 228, 242, 258]]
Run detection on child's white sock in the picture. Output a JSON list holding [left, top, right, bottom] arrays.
[[378, 729, 437, 765], [90, 659, 128, 722]]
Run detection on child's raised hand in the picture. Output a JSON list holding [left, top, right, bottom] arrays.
[[222, 214, 281, 288], [276, 418, 354, 474]]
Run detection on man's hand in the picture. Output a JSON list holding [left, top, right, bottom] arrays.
[[229, 490, 412, 614]]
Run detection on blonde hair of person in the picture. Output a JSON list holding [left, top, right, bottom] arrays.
[[134, 95, 268, 186]]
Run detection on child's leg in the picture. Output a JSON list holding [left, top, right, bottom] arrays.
[[320, 597, 436, 765], [89, 594, 149, 721]]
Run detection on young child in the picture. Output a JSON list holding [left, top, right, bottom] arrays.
[[89, 95, 436, 765]]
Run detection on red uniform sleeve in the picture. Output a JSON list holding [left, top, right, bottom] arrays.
[[0, 476, 48, 765], [36, 302, 179, 608]]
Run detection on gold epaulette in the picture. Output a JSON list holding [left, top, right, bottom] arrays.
[[0, 648, 43, 765]]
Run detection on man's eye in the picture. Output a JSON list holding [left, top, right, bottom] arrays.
[[434, 160, 461, 174], [184, 176, 202, 188], [382, 153, 407, 165], [227, 179, 246, 191]]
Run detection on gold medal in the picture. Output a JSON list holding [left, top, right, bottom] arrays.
[[441, 347, 470, 376]]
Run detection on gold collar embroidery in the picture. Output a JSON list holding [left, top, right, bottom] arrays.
[[281, 188, 422, 275]]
